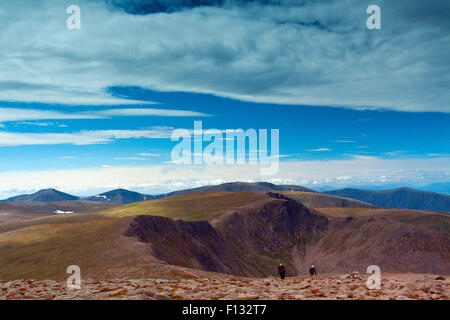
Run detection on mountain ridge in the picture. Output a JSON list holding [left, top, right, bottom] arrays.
[[4, 188, 80, 202], [323, 187, 450, 212], [165, 181, 316, 196], [83, 188, 161, 204], [3, 182, 450, 212]]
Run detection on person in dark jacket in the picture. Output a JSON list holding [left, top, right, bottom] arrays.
[[309, 265, 317, 279], [278, 264, 286, 280]]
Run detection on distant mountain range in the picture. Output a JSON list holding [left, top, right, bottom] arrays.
[[316, 183, 450, 195], [2, 182, 450, 212], [2, 182, 314, 204], [323, 187, 450, 212]]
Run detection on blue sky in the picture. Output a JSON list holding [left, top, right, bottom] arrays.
[[0, 0, 448, 198]]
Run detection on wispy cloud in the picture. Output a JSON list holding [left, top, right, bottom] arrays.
[[382, 150, 407, 157], [13, 121, 59, 127], [0, 128, 174, 147], [138, 153, 161, 157], [0, 107, 209, 125], [114, 157, 147, 161], [0, 108, 101, 123], [307, 148, 331, 152], [98, 108, 209, 117]]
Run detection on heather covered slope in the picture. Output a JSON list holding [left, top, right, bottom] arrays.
[[0, 192, 449, 282], [324, 187, 450, 212]]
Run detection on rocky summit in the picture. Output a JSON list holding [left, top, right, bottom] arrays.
[[1, 274, 448, 300]]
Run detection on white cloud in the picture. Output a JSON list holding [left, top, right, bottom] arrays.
[[138, 153, 161, 157], [0, 107, 209, 125], [0, 0, 448, 111], [97, 108, 208, 117], [114, 157, 147, 160], [0, 108, 101, 123], [382, 150, 406, 157], [0, 155, 448, 199], [0, 128, 173, 146], [307, 148, 331, 152], [13, 121, 55, 127]]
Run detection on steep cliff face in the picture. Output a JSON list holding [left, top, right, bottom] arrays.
[[125, 215, 241, 275], [125, 193, 329, 277]]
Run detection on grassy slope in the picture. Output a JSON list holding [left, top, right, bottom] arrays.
[[0, 192, 269, 280], [316, 207, 449, 231], [0, 200, 119, 225], [100, 192, 269, 220], [0, 211, 226, 280], [0, 217, 121, 279]]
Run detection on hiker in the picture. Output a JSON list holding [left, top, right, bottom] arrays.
[[309, 265, 317, 279], [278, 263, 286, 280]]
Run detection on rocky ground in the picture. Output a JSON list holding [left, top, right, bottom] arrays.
[[0, 273, 448, 300]]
